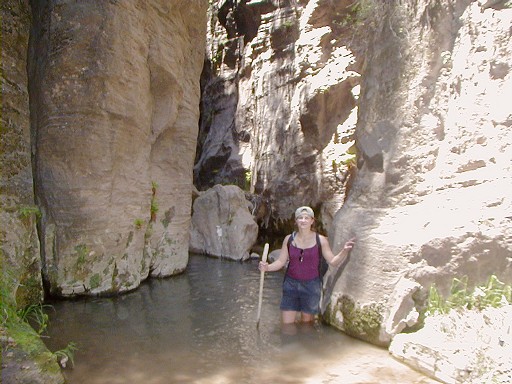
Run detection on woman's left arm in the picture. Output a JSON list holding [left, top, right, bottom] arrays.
[[320, 235, 355, 267]]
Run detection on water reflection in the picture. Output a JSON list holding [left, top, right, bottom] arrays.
[[44, 255, 435, 384]]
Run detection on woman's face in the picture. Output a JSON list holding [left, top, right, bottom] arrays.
[[296, 214, 314, 229]]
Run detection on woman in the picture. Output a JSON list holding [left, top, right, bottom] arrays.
[[258, 206, 355, 324]]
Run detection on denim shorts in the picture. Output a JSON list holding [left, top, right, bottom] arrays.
[[280, 276, 321, 315]]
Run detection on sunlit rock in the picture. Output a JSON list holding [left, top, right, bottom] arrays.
[[389, 305, 512, 383], [189, 184, 258, 261], [195, 0, 360, 230], [28, 0, 207, 296], [324, 1, 512, 346]]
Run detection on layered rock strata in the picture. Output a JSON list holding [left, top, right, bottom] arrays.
[[196, 0, 359, 232]]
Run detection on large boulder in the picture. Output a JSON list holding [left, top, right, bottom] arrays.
[[27, 0, 207, 296], [322, 1, 512, 346], [190, 184, 258, 261]]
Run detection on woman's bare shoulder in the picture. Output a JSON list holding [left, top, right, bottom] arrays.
[[318, 233, 329, 244]]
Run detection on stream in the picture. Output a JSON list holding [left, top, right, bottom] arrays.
[[43, 255, 437, 384]]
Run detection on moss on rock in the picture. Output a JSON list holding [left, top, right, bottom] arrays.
[[2, 321, 65, 384], [332, 295, 385, 345]]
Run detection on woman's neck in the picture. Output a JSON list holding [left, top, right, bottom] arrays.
[[294, 228, 316, 248], [296, 228, 314, 240]]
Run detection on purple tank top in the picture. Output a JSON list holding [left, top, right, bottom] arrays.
[[287, 242, 320, 281]]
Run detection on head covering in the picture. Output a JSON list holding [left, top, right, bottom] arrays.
[[295, 206, 314, 219]]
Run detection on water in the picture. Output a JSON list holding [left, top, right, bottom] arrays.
[[44, 255, 436, 384]]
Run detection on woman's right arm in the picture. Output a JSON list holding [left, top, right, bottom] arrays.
[[259, 235, 290, 272]]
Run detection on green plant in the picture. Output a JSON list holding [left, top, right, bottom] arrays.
[[74, 244, 89, 267], [332, 0, 388, 48], [1, 266, 75, 372], [17, 303, 52, 335], [54, 341, 79, 368], [473, 275, 512, 309], [150, 199, 159, 216], [18, 205, 41, 220], [227, 212, 234, 225], [333, 0, 374, 29], [340, 153, 357, 167], [244, 169, 252, 191], [282, 20, 295, 29], [89, 274, 101, 290], [134, 218, 145, 229], [150, 181, 159, 221], [0, 274, 17, 326], [427, 275, 511, 316], [333, 144, 357, 172]]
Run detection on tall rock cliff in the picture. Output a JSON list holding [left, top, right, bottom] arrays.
[[324, 0, 512, 345], [196, 0, 359, 233], [27, 0, 207, 296], [1, 2, 65, 382], [1, 0, 43, 307]]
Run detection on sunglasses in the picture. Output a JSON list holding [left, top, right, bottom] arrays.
[[299, 249, 304, 263]]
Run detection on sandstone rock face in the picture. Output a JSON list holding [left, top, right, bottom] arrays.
[[0, 0, 43, 306], [1, 2, 65, 382], [196, 0, 359, 233], [28, 0, 207, 296], [189, 184, 258, 261], [389, 305, 512, 383], [323, 1, 512, 346]]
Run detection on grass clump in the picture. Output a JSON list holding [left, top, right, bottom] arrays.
[[1, 267, 78, 371], [17, 205, 41, 220], [427, 275, 511, 316], [54, 342, 79, 368], [17, 303, 52, 335]]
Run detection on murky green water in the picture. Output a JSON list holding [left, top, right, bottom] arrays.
[[43, 255, 436, 384]]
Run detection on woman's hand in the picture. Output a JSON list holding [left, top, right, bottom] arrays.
[[343, 237, 356, 251], [330, 237, 356, 267], [259, 261, 269, 272]]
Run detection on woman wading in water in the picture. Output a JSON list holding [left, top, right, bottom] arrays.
[[258, 206, 355, 325]]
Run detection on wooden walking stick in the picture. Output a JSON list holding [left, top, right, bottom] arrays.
[[256, 243, 269, 328]]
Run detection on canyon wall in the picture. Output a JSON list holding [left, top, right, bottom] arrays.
[[1, 0, 43, 307], [324, 0, 512, 345], [27, 0, 207, 296], [1, 2, 65, 382], [196, 0, 359, 234]]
